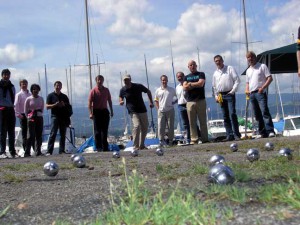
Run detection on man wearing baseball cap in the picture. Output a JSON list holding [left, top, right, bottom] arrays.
[[119, 74, 154, 150]]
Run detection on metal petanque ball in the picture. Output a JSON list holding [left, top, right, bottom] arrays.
[[156, 148, 164, 156], [278, 147, 293, 160], [43, 161, 59, 177], [208, 164, 235, 185], [73, 155, 86, 168], [131, 149, 138, 157], [230, 143, 238, 152], [70, 154, 78, 162], [246, 148, 260, 162], [265, 142, 274, 151], [209, 155, 225, 167], [112, 151, 120, 158]]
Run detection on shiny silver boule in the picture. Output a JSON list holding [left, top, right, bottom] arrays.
[[265, 142, 274, 151], [112, 151, 120, 158], [208, 164, 234, 185], [43, 161, 59, 177], [71, 154, 78, 162], [209, 155, 225, 167], [73, 155, 86, 168], [131, 149, 138, 157], [230, 143, 238, 152], [246, 148, 260, 162], [278, 148, 293, 160], [156, 148, 164, 156]]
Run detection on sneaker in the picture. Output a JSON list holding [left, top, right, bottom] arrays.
[[0, 153, 8, 159], [234, 136, 241, 141], [268, 132, 275, 138], [45, 153, 51, 156], [159, 140, 167, 147]]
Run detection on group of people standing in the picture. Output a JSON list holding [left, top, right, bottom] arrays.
[[0, 68, 71, 159], [88, 50, 275, 152], [1, 44, 290, 157]]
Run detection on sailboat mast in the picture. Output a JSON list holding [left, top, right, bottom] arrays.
[[144, 54, 156, 135], [169, 40, 177, 89], [242, 0, 249, 52], [85, 0, 92, 90]]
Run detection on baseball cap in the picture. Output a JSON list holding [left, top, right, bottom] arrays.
[[123, 74, 131, 80]]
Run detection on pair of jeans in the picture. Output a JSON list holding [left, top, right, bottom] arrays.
[[93, 108, 110, 151], [250, 92, 274, 136], [178, 104, 191, 142], [0, 107, 16, 155], [47, 116, 67, 154], [220, 94, 241, 138]]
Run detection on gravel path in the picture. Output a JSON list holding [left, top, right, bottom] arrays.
[[1, 136, 300, 224]]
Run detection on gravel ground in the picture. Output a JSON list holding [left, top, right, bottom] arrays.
[[0, 136, 300, 225]]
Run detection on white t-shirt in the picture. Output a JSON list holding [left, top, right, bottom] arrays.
[[154, 86, 176, 112], [176, 83, 187, 105], [246, 62, 271, 92]]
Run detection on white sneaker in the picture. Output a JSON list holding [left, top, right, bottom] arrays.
[[269, 132, 275, 138], [255, 135, 262, 139], [0, 153, 8, 159]]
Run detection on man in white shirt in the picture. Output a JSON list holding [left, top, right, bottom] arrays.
[[212, 55, 241, 141], [14, 79, 31, 152], [154, 75, 176, 146], [245, 51, 275, 138]]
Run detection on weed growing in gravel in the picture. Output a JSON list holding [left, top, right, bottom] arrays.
[[0, 206, 10, 219], [2, 173, 25, 183], [2, 163, 42, 172], [94, 158, 234, 225], [258, 179, 300, 208]]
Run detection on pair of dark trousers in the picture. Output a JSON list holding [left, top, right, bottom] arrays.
[[250, 92, 274, 136], [178, 104, 191, 142], [0, 107, 16, 155], [25, 116, 43, 155], [220, 93, 241, 138], [19, 115, 27, 150], [47, 116, 67, 154], [93, 108, 110, 151]]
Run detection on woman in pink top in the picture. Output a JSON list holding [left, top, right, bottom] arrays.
[[24, 84, 44, 157]]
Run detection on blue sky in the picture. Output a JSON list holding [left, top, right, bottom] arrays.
[[0, 0, 299, 106]]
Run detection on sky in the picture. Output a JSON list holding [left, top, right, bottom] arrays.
[[0, 0, 299, 107]]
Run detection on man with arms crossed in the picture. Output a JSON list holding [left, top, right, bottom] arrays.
[[183, 60, 208, 144]]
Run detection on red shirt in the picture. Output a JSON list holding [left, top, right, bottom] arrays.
[[88, 86, 111, 109]]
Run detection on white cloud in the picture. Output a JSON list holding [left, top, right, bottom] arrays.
[[0, 44, 34, 65]]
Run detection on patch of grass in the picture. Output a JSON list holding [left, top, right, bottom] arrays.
[[95, 158, 234, 225], [258, 179, 300, 209], [203, 184, 250, 204], [155, 163, 184, 180], [2, 163, 42, 172], [188, 163, 208, 175], [2, 173, 26, 183]]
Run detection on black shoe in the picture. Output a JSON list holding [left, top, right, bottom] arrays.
[[59, 151, 66, 154], [223, 136, 234, 142]]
